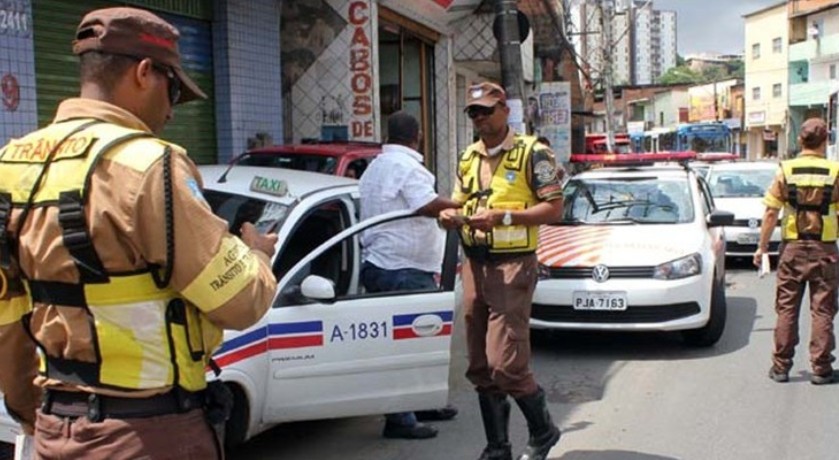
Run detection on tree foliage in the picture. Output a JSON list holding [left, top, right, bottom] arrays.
[[659, 65, 704, 84], [659, 59, 745, 85]]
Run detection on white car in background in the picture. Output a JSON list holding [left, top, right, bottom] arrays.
[[0, 166, 459, 449], [705, 161, 781, 257], [532, 154, 734, 347]]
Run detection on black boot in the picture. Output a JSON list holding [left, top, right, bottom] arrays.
[[477, 392, 512, 460], [514, 388, 561, 460]]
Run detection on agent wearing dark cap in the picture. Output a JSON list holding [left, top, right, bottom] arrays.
[[756, 117, 839, 386], [439, 82, 564, 460], [0, 7, 278, 458]]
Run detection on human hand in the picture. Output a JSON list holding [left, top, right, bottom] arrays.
[[439, 208, 469, 230], [752, 249, 764, 269], [240, 222, 279, 258], [467, 210, 501, 232]]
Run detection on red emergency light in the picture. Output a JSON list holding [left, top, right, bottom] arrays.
[[695, 152, 739, 162], [570, 151, 697, 164]]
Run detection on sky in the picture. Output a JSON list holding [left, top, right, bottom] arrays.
[[654, 0, 784, 56]]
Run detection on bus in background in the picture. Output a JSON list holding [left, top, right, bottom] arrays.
[[585, 133, 632, 154], [631, 127, 677, 153], [675, 122, 733, 154]]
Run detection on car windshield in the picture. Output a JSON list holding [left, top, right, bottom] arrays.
[[561, 176, 694, 224], [204, 190, 290, 236], [236, 153, 339, 175], [707, 167, 776, 198]]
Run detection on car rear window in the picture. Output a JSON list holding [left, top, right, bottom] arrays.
[[204, 190, 290, 236], [236, 153, 339, 175]]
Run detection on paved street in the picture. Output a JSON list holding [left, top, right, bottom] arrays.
[[234, 261, 839, 460]]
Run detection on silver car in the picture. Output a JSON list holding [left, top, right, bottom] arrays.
[[705, 161, 781, 257]]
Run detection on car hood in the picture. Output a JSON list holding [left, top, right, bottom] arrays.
[[713, 197, 764, 220], [537, 224, 701, 267]]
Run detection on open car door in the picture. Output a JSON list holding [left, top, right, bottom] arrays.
[[263, 210, 459, 423]]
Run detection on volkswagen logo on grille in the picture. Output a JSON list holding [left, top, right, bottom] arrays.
[[592, 265, 610, 283], [748, 218, 759, 229]]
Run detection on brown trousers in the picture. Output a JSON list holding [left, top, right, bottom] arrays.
[[463, 253, 539, 398], [35, 408, 221, 460], [773, 241, 839, 375]]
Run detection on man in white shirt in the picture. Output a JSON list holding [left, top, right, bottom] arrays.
[[359, 111, 462, 439]]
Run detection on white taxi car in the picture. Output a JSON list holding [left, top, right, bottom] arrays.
[[0, 166, 459, 449], [532, 153, 734, 347], [705, 161, 781, 257]]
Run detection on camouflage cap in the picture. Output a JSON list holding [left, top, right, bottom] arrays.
[[465, 82, 507, 109], [800, 118, 828, 147]]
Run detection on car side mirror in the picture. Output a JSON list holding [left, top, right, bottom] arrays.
[[707, 209, 734, 227], [300, 275, 337, 302]]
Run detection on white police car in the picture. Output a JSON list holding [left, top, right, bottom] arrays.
[[532, 153, 734, 347], [0, 166, 458, 449]]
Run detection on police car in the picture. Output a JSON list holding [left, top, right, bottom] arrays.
[[532, 153, 734, 347], [705, 161, 781, 257], [0, 166, 458, 449], [201, 165, 458, 446]]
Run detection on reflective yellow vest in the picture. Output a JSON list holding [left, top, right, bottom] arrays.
[[0, 118, 220, 392], [458, 135, 540, 253], [780, 156, 839, 242]]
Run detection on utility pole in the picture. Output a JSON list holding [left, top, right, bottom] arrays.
[[495, 0, 526, 133], [600, 0, 617, 152]]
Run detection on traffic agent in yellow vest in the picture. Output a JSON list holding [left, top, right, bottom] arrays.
[[766, 156, 839, 242]]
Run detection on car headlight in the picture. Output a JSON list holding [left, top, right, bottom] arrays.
[[653, 253, 702, 280]]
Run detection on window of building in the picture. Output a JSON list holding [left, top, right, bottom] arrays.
[[773, 83, 782, 98], [378, 8, 438, 173], [831, 64, 837, 80], [752, 43, 760, 59], [753, 87, 761, 101], [772, 37, 782, 53]]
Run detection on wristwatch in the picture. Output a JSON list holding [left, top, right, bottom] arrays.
[[502, 210, 513, 226]]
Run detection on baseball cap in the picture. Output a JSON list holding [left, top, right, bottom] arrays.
[[465, 82, 507, 109], [800, 118, 828, 146], [72, 7, 207, 104]]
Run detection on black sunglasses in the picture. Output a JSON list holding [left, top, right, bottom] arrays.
[[118, 54, 182, 105], [150, 63, 181, 106], [467, 105, 497, 119]]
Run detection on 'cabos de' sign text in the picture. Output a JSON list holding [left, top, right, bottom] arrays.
[[348, 1, 374, 141]]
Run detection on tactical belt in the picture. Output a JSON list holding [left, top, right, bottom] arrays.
[[42, 388, 204, 421], [463, 246, 535, 263]]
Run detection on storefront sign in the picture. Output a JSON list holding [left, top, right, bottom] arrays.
[[348, 0, 374, 141], [748, 111, 766, 125], [537, 82, 571, 163]]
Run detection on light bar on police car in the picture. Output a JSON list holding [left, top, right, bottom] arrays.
[[569, 151, 697, 164]]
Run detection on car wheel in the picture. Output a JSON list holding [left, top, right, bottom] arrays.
[[223, 383, 250, 450], [682, 273, 727, 347]]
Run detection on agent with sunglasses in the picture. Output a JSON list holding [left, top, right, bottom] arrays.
[[440, 82, 565, 460], [0, 7, 278, 459]]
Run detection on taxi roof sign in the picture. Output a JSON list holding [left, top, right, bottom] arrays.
[[250, 176, 288, 197]]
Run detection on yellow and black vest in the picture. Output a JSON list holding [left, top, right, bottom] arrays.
[[458, 135, 540, 253], [0, 118, 219, 393], [780, 156, 839, 242]]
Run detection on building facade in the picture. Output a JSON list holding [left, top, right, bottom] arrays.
[[569, 0, 677, 87], [744, 1, 789, 160], [787, 0, 839, 156]]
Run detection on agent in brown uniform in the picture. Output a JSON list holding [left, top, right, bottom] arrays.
[[0, 7, 278, 459], [754, 117, 839, 386], [440, 82, 564, 460]]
